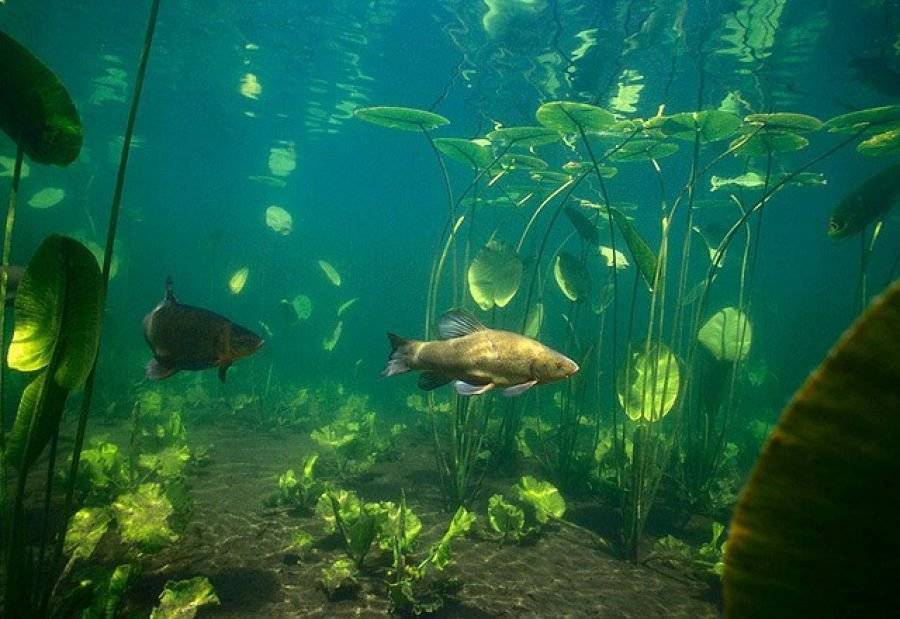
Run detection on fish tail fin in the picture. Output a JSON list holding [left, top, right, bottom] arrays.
[[146, 358, 177, 381], [383, 333, 413, 377], [165, 276, 176, 303]]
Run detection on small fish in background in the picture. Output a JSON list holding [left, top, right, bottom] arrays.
[[383, 310, 579, 397], [2, 265, 24, 306], [828, 163, 900, 239], [850, 56, 900, 99], [143, 277, 263, 382]]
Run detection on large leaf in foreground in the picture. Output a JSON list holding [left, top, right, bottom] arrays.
[[698, 307, 752, 362], [856, 127, 900, 157], [467, 239, 522, 310], [0, 32, 83, 165], [112, 483, 178, 552], [354, 106, 449, 132], [724, 283, 900, 617], [822, 104, 900, 133]]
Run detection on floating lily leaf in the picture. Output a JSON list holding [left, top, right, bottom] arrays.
[[467, 239, 522, 310], [857, 127, 900, 157], [433, 137, 494, 168], [732, 131, 808, 156], [515, 476, 566, 523], [265, 205, 293, 235], [645, 110, 742, 142], [0, 32, 83, 165], [498, 153, 548, 170], [536, 101, 617, 134], [318, 260, 341, 286], [524, 303, 543, 338], [151, 577, 220, 619], [228, 267, 249, 294], [354, 106, 449, 132], [561, 160, 617, 177], [268, 141, 296, 177], [617, 342, 680, 422], [599, 245, 630, 269], [290, 294, 312, 320], [486, 126, 560, 147], [553, 252, 591, 303], [822, 104, 900, 133], [239, 72, 262, 100], [0, 155, 30, 178], [744, 112, 822, 133], [724, 283, 900, 616], [609, 208, 657, 290], [248, 175, 287, 188], [27, 187, 65, 209], [698, 307, 752, 362], [112, 482, 178, 551], [337, 298, 358, 317], [323, 321, 343, 351], [529, 170, 574, 186], [564, 206, 599, 246], [64, 507, 112, 561], [608, 140, 679, 162]]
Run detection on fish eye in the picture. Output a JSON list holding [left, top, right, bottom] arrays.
[[828, 220, 839, 232]]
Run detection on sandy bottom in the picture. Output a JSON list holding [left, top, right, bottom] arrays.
[[108, 424, 719, 617]]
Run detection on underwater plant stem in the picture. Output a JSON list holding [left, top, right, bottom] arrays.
[[52, 0, 162, 595], [35, 427, 60, 605], [423, 129, 458, 306]]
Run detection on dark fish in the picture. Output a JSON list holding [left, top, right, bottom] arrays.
[[383, 310, 578, 397], [2, 265, 24, 306], [850, 56, 900, 98], [828, 164, 900, 239], [143, 277, 263, 382]]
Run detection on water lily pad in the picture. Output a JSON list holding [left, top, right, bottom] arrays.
[[486, 126, 560, 147], [239, 73, 262, 100], [112, 483, 178, 551], [645, 110, 742, 142], [433, 137, 493, 168], [499, 153, 548, 170], [744, 112, 822, 133], [27, 187, 65, 209], [354, 106, 449, 132], [857, 127, 900, 157], [228, 267, 249, 294], [599, 245, 630, 269], [698, 307, 752, 362], [467, 239, 522, 310], [536, 101, 616, 134], [265, 205, 293, 235], [617, 342, 680, 422], [337, 298, 358, 317], [822, 104, 900, 133], [723, 283, 900, 616], [290, 294, 312, 320], [561, 160, 617, 177], [553, 252, 591, 302], [318, 260, 341, 287], [0, 32, 83, 165], [564, 206, 600, 246], [151, 577, 220, 619], [608, 140, 679, 162], [732, 131, 808, 156], [323, 321, 343, 351], [268, 141, 296, 177]]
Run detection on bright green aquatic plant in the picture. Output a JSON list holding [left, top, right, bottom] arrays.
[[553, 251, 591, 302], [515, 475, 566, 524], [269, 454, 322, 511], [467, 238, 522, 310], [487, 494, 526, 543], [354, 106, 449, 132], [150, 576, 220, 619], [697, 307, 752, 362], [112, 482, 179, 552], [617, 343, 680, 422]]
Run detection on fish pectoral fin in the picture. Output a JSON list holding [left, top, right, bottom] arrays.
[[418, 372, 451, 391], [146, 358, 177, 381], [218, 361, 232, 383], [453, 381, 494, 396], [503, 380, 538, 397]]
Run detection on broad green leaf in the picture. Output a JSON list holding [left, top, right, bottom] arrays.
[[268, 142, 296, 177], [564, 206, 600, 246], [608, 139, 679, 162], [732, 131, 808, 156], [553, 252, 591, 302], [822, 104, 900, 133], [112, 482, 178, 551], [64, 507, 112, 561], [599, 245, 630, 269], [322, 321, 343, 351], [139, 445, 191, 478], [486, 126, 560, 147], [857, 128, 900, 157], [6, 371, 67, 471], [487, 494, 525, 539], [515, 476, 566, 523], [27, 187, 65, 209], [609, 208, 657, 291], [320, 558, 357, 595], [467, 239, 522, 310], [561, 160, 617, 177], [617, 342, 680, 422], [536, 101, 616, 134], [430, 506, 475, 570], [0, 31, 83, 165], [318, 260, 341, 286], [498, 153, 548, 170], [311, 422, 357, 450], [9, 235, 103, 386], [524, 303, 543, 338], [354, 106, 449, 132], [265, 205, 293, 235], [744, 112, 822, 133], [698, 307, 752, 361], [645, 110, 742, 142], [151, 577, 220, 619], [433, 137, 493, 168], [711, 171, 827, 191], [228, 267, 249, 294], [376, 500, 422, 551]]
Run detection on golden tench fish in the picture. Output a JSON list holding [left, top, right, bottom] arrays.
[[383, 310, 579, 396]]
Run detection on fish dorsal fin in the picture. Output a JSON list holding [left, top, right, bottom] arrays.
[[164, 276, 177, 303], [438, 310, 486, 339]]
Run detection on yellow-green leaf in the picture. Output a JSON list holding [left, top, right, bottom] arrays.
[[698, 307, 752, 361], [467, 239, 522, 310], [553, 252, 591, 302], [617, 342, 680, 422], [318, 260, 341, 286]]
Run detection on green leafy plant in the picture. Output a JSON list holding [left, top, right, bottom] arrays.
[[319, 558, 358, 599], [515, 476, 567, 524], [487, 494, 526, 543], [150, 576, 220, 619], [316, 490, 381, 569], [268, 454, 322, 510]]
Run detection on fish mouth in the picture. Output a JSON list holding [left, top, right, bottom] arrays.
[[567, 361, 580, 377]]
